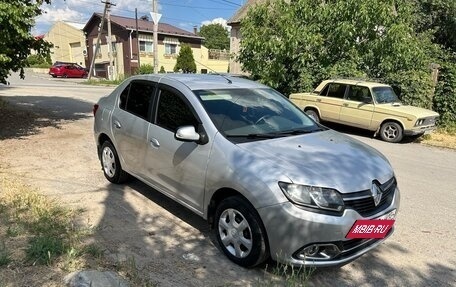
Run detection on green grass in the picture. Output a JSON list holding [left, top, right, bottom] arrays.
[[0, 179, 86, 266], [0, 242, 11, 266], [256, 263, 315, 287], [83, 75, 126, 86]]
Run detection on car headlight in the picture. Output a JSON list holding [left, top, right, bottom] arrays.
[[278, 182, 344, 212], [415, 118, 425, 126]]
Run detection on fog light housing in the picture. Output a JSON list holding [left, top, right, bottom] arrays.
[[295, 244, 341, 261]]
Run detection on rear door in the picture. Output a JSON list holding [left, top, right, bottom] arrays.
[[316, 83, 347, 121], [339, 85, 375, 129], [143, 84, 211, 213], [111, 80, 156, 175]]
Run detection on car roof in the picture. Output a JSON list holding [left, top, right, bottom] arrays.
[[128, 74, 268, 90], [321, 79, 391, 88]]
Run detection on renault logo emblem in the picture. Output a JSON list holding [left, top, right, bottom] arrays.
[[371, 182, 383, 206]]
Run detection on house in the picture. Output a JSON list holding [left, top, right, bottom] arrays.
[[44, 21, 86, 65], [83, 13, 229, 78], [227, 0, 264, 74]]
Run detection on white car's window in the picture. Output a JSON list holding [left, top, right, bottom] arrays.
[[346, 86, 371, 102], [372, 87, 400, 104]]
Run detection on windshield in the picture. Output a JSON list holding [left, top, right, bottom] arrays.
[[194, 88, 323, 141], [372, 87, 400, 104]]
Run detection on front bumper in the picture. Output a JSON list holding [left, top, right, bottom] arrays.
[[404, 125, 436, 136], [257, 187, 400, 267]]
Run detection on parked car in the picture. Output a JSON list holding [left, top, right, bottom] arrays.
[[289, 79, 439, 143], [49, 63, 87, 78], [93, 74, 400, 267]]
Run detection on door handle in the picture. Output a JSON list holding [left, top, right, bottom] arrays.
[[113, 120, 122, 129], [343, 103, 349, 107], [150, 138, 160, 148]]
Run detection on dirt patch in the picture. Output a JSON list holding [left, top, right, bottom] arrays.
[[420, 132, 456, 149]]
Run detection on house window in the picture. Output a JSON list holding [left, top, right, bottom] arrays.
[[165, 43, 177, 55], [139, 40, 153, 53]]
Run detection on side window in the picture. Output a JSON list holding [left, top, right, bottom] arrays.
[[156, 89, 199, 132], [125, 81, 155, 120], [319, 84, 329, 96], [347, 86, 371, 102], [327, 83, 347, 99], [119, 84, 130, 110]]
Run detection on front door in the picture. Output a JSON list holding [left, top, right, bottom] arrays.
[[316, 83, 347, 121], [339, 85, 375, 129], [144, 85, 211, 213]]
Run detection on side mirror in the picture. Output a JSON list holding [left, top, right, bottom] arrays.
[[362, 96, 372, 104], [175, 126, 200, 142]]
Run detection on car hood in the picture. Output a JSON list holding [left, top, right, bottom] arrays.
[[238, 130, 394, 194], [376, 103, 439, 118]]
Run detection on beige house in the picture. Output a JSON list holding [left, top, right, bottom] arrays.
[[227, 0, 263, 74], [44, 21, 86, 65], [83, 13, 229, 79]]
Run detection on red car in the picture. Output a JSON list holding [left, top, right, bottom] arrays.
[[49, 64, 87, 78]]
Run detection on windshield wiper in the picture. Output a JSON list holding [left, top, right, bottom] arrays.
[[276, 128, 324, 135]]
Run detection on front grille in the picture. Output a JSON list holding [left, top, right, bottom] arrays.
[[423, 116, 438, 126], [342, 177, 396, 217]]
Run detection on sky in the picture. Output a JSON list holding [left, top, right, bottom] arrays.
[[34, 0, 246, 35]]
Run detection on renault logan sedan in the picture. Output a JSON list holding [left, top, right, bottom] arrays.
[[93, 74, 400, 267]]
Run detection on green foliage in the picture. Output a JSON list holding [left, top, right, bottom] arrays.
[[199, 23, 230, 50], [434, 59, 456, 124], [26, 235, 64, 265], [159, 65, 166, 73], [26, 54, 51, 68], [174, 44, 196, 73], [239, 0, 440, 107], [0, 241, 11, 266], [139, 64, 154, 74], [0, 0, 53, 84]]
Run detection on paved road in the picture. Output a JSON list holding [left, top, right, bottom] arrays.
[[1, 72, 455, 286]]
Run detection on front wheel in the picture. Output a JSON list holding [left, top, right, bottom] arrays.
[[215, 196, 269, 267], [380, 122, 403, 143], [305, 109, 320, 123], [100, 141, 129, 183]]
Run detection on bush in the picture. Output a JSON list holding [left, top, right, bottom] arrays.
[[174, 44, 196, 73], [138, 64, 154, 74], [434, 61, 456, 125], [26, 54, 51, 68], [159, 66, 166, 73]]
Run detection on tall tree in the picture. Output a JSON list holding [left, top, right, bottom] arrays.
[[238, 0, 439, 108], [0, 0, 52, 84], [174, 44, 197, 73], [199, 24, 230, 50]]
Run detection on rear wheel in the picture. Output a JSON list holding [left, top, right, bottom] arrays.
[[215, 196, 269, 267], [100, 141, 129, 183], [63, 74, 68, 78], [305, 109, 320, 123], [380, 121, 403, 143]]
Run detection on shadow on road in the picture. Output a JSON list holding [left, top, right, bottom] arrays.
[[0, 95, 92, 140], [96, 174, 456, 286]]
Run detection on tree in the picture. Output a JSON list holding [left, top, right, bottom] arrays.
[[0, 0, 53, 84], [199, 24, 230, 50], [238, 0, 439, 107], [174, 45, 196, 73]]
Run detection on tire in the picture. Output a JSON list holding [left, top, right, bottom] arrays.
[[100, 141, 129, 183], [305, 109, 320, 123], [63, 74, 68, 78], [215, 196, 269, 267], [380, 121, 403, 143], [51, 75, 57, 78]]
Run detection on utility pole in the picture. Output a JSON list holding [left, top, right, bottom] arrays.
[[88, 1, 109, 80], [152, 0, 159, 73], [135, 8, 140, 70], [106, 1, 116, 80]]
